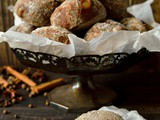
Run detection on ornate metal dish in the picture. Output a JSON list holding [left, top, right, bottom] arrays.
[[12, 48, 148, 74], [12, 48, 149, 112]]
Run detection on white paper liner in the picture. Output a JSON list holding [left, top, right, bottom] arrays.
[[1, 26, 160, 58], [1, 30, 141, 58], [127, 0, 160, 28], [88, 31, 140, 54], [8, 5, 24, 26], [2, 30, 75, 58], [99, 106, 146, 120]]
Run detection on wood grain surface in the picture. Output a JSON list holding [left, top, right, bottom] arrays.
[[0, 70, 160, 120]]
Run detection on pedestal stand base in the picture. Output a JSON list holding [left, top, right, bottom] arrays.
[[48, 83, 116, 113]]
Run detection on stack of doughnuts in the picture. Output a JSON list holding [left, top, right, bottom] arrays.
[[14, 0, 147, 44]]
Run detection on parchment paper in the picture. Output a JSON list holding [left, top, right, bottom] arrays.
[[127, 0, 160, 28], [1, 26, 160, 58], [99, 106, 146, 120], [2, 30, 75, 58]]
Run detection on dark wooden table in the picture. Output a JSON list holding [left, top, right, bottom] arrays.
[[0, 72, 160, 120], [0, 72, 81, 120]]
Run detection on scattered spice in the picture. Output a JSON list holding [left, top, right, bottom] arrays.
[[45, 100, 50, 106], [21, 84, 26, 89], [0, 88, 23, 107], [7, 102, 11, 106], [8, 85, 13, 89], [14, 114, 19, 119], [18, 96, 23, 101], [3, 109, 9, 114], [7, 76, 15, 85], [12, 85, 16, 89], [43, 92, 48, 97], [12, 98, 16, 104], [0, 66, 63, 109], [32, 70, 46, 83], [29, 93, 33, 98], [26, 87, 30, 92], [28, 104, 34, 108]]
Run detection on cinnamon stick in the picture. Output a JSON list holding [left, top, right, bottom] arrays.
[[31, 78, 65, 94], [0, 76, 9, 88], [6, 66, 36, 87], [14, 68, 30, 84]]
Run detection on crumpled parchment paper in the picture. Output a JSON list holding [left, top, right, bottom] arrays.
[[1, 26, 160, 58], [99, 106, 146, 120], [127, 0, 160, 28]]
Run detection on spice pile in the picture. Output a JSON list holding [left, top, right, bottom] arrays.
[[0, 66, 65, 107]]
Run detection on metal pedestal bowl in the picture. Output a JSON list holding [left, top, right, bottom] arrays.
[[11, 48, 149, 112]]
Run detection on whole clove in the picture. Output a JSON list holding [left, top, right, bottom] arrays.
[[3, 109, 9, 114], [7, 76, 15, 85], [32, 70, 46, 83], [11, 98, 16, 104], [8, 86, 13, 89], [21, 84, 26, 89], [14, 114, 19, 119], [43, 92, 48, 97], [28, 94, 32, 98], [45, 100, 50, 106], [28, 104, 34, 108], [12, 85, 16, 89], [26, 87, 30, 92], [18, 96, 23, 101], [7, 102, 11, 106]]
